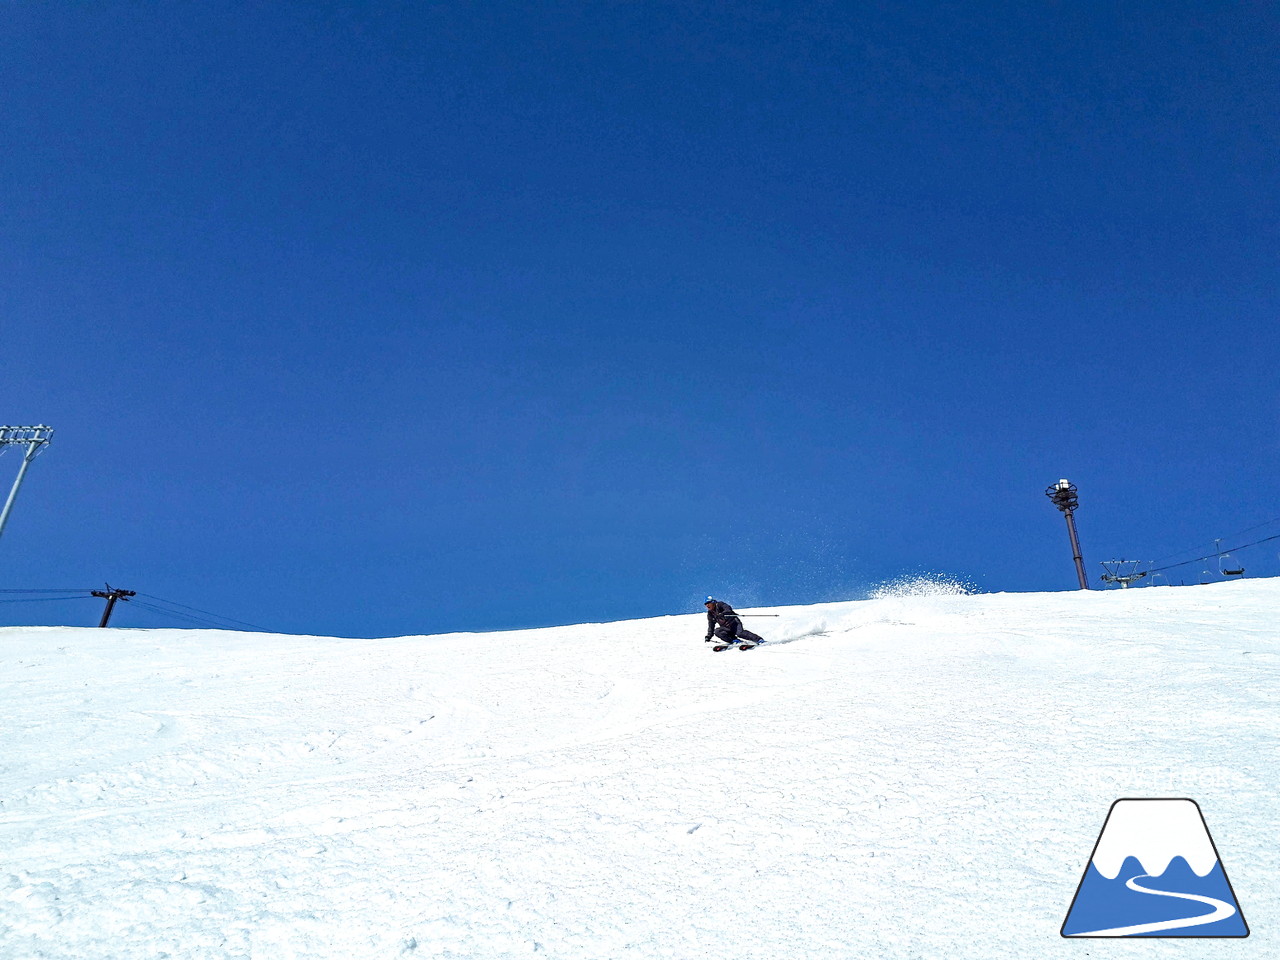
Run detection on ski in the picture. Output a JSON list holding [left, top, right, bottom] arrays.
[[712, 642, 759, 652]]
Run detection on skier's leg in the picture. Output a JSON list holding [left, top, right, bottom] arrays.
[[713, 625, 736, 643], [736, 627, 763, 644]]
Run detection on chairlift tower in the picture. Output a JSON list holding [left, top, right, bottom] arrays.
[[1100, 559, 1147, 588], [91, 584, 136, 627], [1045, 478, 1090, 590], [0, 425, 54, 541]]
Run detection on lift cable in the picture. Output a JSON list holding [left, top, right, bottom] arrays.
[[0, 588, 272, 632], [126, 599, 240, 630], [134, 594, 273, 633], [1143, 516, 1280, 568], [0, 588, 97, 594], [1141, 530, 1280, 576]]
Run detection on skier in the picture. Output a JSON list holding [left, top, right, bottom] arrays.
[[703, 596, 763, 646]]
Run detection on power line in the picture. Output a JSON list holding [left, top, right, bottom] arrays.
[[0, 595, 95, 604]]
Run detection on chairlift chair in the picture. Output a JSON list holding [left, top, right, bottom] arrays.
[[1215, 539, 1245, 577]]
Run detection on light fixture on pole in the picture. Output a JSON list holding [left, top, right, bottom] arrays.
[[0, 425, 54, 541], [1045, 478, 1089, 590]]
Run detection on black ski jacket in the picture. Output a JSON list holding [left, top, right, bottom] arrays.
[[705, 601, 742, 637]]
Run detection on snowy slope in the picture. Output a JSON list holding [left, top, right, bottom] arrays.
[[2, 580, 1278, 959]]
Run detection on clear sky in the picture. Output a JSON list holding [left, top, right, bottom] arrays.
[[3, 1, 1277, 637]]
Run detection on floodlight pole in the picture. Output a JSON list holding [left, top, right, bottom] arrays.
[[1045, 479, 1089, 590], [0, 426, 54, 541]]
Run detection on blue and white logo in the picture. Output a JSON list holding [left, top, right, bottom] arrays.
[[1062, 798, 1248, 937]]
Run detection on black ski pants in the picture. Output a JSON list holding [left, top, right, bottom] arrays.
[[713, 620, 762, 644]]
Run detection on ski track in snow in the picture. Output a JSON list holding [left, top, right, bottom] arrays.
[[1, 581, 1278, 958], [1068, 874, 1236, 936]]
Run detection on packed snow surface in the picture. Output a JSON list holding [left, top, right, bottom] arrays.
[[3, 579, 1278, 958]]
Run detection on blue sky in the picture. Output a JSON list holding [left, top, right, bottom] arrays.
[[3, 1, 1277, 636]]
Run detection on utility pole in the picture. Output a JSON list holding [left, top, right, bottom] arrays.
[[1046, 479, 1089, 590], [0, 425, 54, 541], [92, 585, 136, 627]]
